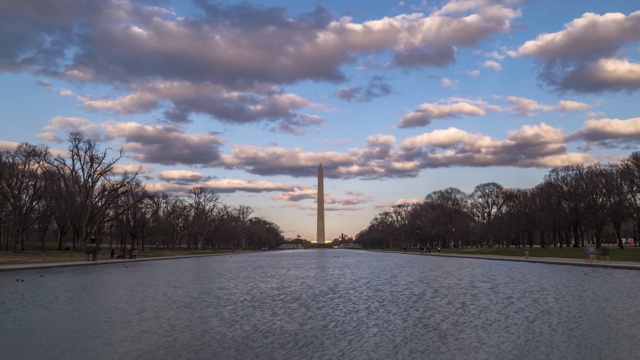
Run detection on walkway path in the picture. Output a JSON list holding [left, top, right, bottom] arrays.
[[2, 250, 639, 272], [0, 253, 234, 272]]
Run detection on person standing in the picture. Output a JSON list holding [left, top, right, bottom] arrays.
[[585, 247, 595, 262], [600, 246, 610, 261]]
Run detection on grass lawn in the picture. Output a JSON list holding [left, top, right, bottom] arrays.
[[425, 246, 640, 262], [3, 246, 640, 266]]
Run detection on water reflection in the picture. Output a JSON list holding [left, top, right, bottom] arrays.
[[1, 250, 638, 359]]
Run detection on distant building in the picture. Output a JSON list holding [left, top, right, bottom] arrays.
[[339, 243, 362, 249], [278, 243, 304, 249]]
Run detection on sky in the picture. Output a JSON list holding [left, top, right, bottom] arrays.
[[1, 0, 640, 241]]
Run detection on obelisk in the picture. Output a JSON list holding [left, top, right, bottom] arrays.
[[317, 163, 325, 244]]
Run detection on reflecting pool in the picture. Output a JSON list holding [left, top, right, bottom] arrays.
[[1, 250, 638, 359]]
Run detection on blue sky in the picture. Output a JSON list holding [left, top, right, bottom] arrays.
[[2, 0, 640, 241]]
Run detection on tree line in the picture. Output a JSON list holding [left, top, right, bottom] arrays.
[[0, 132, 284, 252], [355, 152, 640, 250]]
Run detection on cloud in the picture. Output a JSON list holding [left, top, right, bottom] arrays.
[[558, 58, 640, 93], [482, 60, 502, 70], [1, 0, 521, 130], [0, 141, 20, 152], [336, 76, 392, 102], [398, 101, 486, 128], [400, 123, 595, 168], [503, 123, 566, 156], [275, 187, 373, 212], [465, 70, 481, 77], [42, 116, 104, 140], [435, 0, 522, 15], [568, 117, 640, 147], [38, 80, 74, 97], [216, 132, 420, 179], [112, 163, 147, 176], [441, 77, 459, 87], [37, 80, 54, 91], [78, 81, 324, 133], [518, 11, 640, 61], [273, 187, 317, 202], [39, 118, 225, 166], [505, 96, 554, 116], [364, 134, 397, 159], [374, 198, 421, 211], [500, 96, 594, 115], [326, 192, 373, 206], [158, 170, 208, 183], [80, 92, 159, 115], [486, 49, 507, 61], [517, 153, 599, 167], [218, 145, 357, 178], [401, 127, 493, 150], [557, 99, 592, 112], [105, 122, 224, 165], [215, 120, 601, 178], [3, 1, 521, 81], [147, 177, 304, 196], [36, 132, 64, 143], [35, 113, 614, 180], [517, 11, 640, 92], [198, 179, 299, 194]]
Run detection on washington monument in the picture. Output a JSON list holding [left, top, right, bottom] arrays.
[[317, 163, 325, 244]]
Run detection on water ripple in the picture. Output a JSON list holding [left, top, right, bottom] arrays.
[[1, 250, 639, 360]]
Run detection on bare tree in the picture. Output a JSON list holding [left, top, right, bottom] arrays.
[[45, 132, 139, 249], [499, 188, 529, 248], [163, 195, 190, 249], [245, 217, 283, 249], [423, 187, 471, 248], [470, 182, 506, 247], [33, 173, 55, 251], [115, 180, 152, 252], [582, 164, 609, 248], [621, 152, 640, 248], [388, 204, 415, 249], [545, 165, 587, 248], [47, 170, 73, 250], [602, 164, 630, 249], [534, 182, 567, 248], [188, 187, 220, 249], [0, 202, 8, 251], [0, 144, 50, 251], [355, 213, 393, 249], [234, 205, 254, 249]]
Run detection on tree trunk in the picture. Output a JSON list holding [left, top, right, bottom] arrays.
[[614, 226, 625, 249], [572, 225, 580, 248], [57, 230, 64, 251]]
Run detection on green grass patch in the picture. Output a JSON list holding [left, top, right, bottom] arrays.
[[0, 251, 88, 265], [438, 246, 640, 262], [374, 246, 640, 263]]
